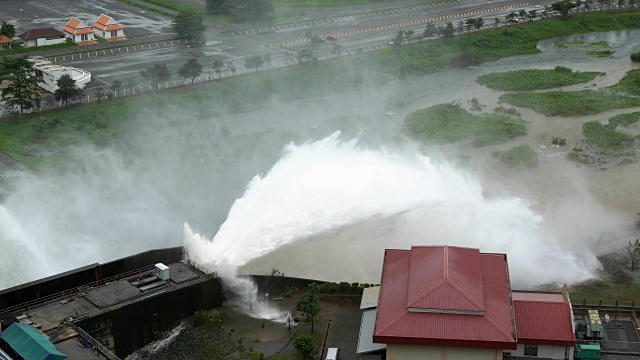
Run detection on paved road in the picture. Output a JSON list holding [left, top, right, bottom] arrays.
[[42, 0, 551, 88]]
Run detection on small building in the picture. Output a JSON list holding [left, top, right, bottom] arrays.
[[92, 14, 126, 41], [29, 57, 91, 93], [62, 18, 96, 45], [0, 35, 14, 50], [17, 28, 66, 48], [0, 322, 67, 360]]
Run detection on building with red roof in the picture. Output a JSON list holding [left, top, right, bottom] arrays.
[[92, 14, 126, 42], [358, 246, 576, 360], [62, 18, 96, 45]]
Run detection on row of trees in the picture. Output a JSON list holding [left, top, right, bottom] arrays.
[[0, 22, 15, 38], [205, 0, 274, 21]]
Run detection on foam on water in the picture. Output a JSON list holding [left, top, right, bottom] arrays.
[[184, 133, 603, 317]]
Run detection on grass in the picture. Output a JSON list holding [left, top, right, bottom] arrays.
[[570, 278, 640, 302], [587, 49, 614, 57], [498, 145, 539, 168], [116, 0, 174, 17], [476, 67, 603, 91], [143, 0, 204, 13], [583, 121, 635, 153], [632, 50, 640, 62], [273, 0, 394, 7], [499, 69, 640, 116], [403, 103, 528, 147], [608, 111, 640, 128], [0, 41, 77, 56], [367, 11, 640, 75]]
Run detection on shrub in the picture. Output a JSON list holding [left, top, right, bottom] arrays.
[[293, 335, 315, 359], [499, 145, 539, 168], [554, 65, 572, 73], [631, 51, 640, 62], [193, 309, 221, 327]]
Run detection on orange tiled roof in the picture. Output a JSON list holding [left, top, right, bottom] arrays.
[[0, 35, 14, 44], [63, 18, 94, 35], [92, 14, 124, 31]]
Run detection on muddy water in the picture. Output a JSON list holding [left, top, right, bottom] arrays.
[[378, 29, 640, 221]]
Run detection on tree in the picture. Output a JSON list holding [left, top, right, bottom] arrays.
[[140, 63, 170, 89], [527, 10, 538, 22], [474, 17, 484, 31], [211, 59, 224, 79], [630, 0, 636, 7], [262, 53, 272, 67], [423, 22, 437, 39], [110, 80, 123, 96], [440, 22, 456, 39], [94, 86, 105, 102], [551, 0, 577, 17], [391, 31, 404, 53], [172, 10, 207, 43], [0, 22, 15, 39], [305, 30, 325, 52], [178, 58, 203, 84], [293, 335, 314, 359], [125, 80, 137, 94], [267, 268, 285, 297], [618, 0, 626, 7], [626, 239, 640, 271], [225, 0, 274, 22], [613, 266, 633, 288], [494, 17, 501, 28], [54, 74, 82, 107], [205, 0, 227, 14], [295, 283, 321, 333], [506, 11, 518, 25], [404, 29, 415, 43], [244, 55, 264, 71], [296, 48, 318, 66], [464, 18, 475, 33], [0, 57, 41, 114], [457, 21, 465, 34], [225, 62, 237, 76]]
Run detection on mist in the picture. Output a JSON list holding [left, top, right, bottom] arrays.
[[0, 60, 632, 292]]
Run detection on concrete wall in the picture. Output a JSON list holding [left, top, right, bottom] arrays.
[[77, 277, 224, 357], [23, 37, 65, 47], [0, 247, 183, 310], [509, 344, 573, 360], [387, 344, 501, 360], [95, 28, 124, 39]]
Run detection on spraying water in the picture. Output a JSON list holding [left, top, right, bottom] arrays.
[[185, 133, 606, 318]]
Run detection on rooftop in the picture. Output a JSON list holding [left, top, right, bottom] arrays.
[[63, 18, 93, 35], [373, 246, 516, 349], [18, 28, 65, 41], [512, 291, 576, 346], [93, 14, 124, 31]]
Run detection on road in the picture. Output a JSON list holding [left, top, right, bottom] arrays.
[[54, 0, 553, 88]]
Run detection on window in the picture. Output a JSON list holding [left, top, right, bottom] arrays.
[[80, 33, 88, 41], [111, 30, 118, 37], [524, 344, 538, 357]]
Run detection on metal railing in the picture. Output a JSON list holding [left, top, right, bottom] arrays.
[[572, 299, 639, 309], [0, 256, 182, 314], [65, 321, 121, 360]]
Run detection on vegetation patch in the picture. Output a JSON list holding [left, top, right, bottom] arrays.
[[404, 103, 527, 147], [0, 40, 77, 56], [499, 69, 640, 116], [583, 121, 635, 154], [476, 67, 603, 91], [632, 50, 640, 62], [496, 145, 539, 168], [273, 0, 397, 7], [586, 50, 614, 57], [608, 111, 640, 128]]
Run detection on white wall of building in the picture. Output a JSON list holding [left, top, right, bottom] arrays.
[[65, 32, 94, 43], [94, 28, 124, 39], [387, 344, 502, 360], [23, 37, 66, 48], [509, 344, 573, 360]]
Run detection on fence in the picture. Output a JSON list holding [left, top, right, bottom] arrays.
[[65, 321, 121, 360]]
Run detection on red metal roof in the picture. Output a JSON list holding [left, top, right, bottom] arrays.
[[373, 246, 517, 349], [512, 291, 576, 346]]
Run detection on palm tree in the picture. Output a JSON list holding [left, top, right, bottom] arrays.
[[494, 17, 501, 28], [474, 17, 484, 31]]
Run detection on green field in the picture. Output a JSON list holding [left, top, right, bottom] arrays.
[[582, 121, 635, 153], [499, 69, 640, 116], [476, 67, 603, 91], [608, 111, 640, 128], [497, 145, 539, 168], [0, 41, 77, 57], [404, 103, 527, 147], [274, 0, 394, 7]]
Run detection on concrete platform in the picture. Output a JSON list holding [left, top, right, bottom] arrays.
[[169, 263, 200, 284], [85, 281, 141, 308]]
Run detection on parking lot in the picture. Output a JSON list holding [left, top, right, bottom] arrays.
[[0, 0, 172, 39]]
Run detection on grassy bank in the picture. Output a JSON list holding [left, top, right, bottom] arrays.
[[368, 11, 640, 75], [583, 121, 635, 154], [404, 103, 527, 147], [496, 145, 539, 168], [555, 40, 610, 48], [608, 111, 640, 128], [0, 41, 77, 56], [477, 67, 603, 91], [499, 69, 640, 116]]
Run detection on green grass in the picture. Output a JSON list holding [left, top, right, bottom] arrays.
[[570, 278, 640, 302], [608, 111, 640, 128], [367, 11, 640, 75], [404, 103, 528, 147], [586, 49, 614, 57], [0, 41, 77, 56], [583, 121, 635, 153], [143, 0, 204, 13], [273, 0, 394, 7], [116, 0, 174, 17], [499, 69, 640, 116], [498, 145, 539, 168], [477, 68, 603, 91]]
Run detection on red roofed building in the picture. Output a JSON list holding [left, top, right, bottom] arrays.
[[360, 246, 576, 360], [17, 28, 66, 48], [92, 14, 126, 42], [508, 291, 576, 359], [62, 18, 96, 45]]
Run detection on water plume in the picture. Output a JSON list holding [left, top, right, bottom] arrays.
[[185, 132, 604, 317]]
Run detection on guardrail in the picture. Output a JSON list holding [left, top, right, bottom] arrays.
[[65, 321, 121, 360], [0, 256, 182, 315], [572, 299, 639, 309]]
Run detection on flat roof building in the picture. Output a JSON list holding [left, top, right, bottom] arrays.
[[29, 57, 91, 93]]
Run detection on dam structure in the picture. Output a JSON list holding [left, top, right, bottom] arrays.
[[0, 247, 224, 359]]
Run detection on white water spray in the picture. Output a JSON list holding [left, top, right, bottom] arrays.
[[185, 133, 607, 318]]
